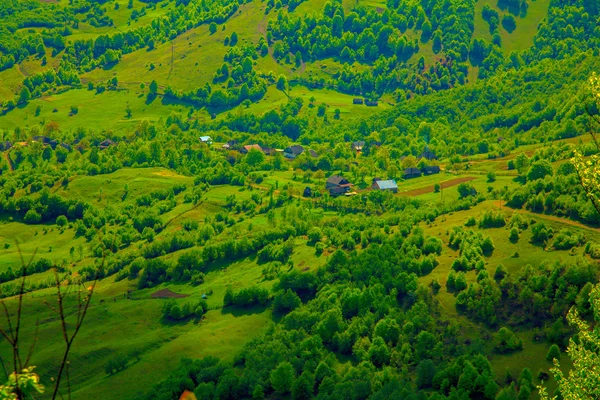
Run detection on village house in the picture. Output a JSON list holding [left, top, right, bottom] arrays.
[[419, 146, 437, 161], [353, 98, 364, 105], [59, 143, 72, 151], [261, 147, 277, 156], [199, 136, 212, 144], [308, 149, 318, 158], [222, 140, 239, 150], [351, 141, 366, 152], [365, 100, 379, 107], [240, 144, 262, 154], [372, 178, 398, 193], [423, 165, 441, 175], [284, 145, 304, 159], [32, 135, 53, 145], [99, 139, 116, 150], [0, 141, 12, 151], [403, 167, 422, 179], [303, 187, 312, 197], [326, 175, 352, 196]]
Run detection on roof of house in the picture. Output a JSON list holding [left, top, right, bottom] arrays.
[[308, 149, 318, 158], [327, 175, 352, 187], [375, 180, 398, 190], [199, 136, 212, 142], [420, 146, 437, 160], [329, 186, 348, 195], [244, 144, 263, 152], [32, 135, 53, 144], [284, 145, 304, 155], [352, 140, 366, 148], [99, 139, 115, 147], [404, 167, 421, 175], [424, 165, 440, 172]]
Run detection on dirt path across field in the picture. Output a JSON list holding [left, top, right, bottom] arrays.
[[499, 201, 600, 232], [2, 153, 13, 172], [151, 288, 189, 298], [400, 176, 477, 197]]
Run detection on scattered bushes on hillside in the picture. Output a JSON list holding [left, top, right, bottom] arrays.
[[552, 229, 584, 250], [530, 222, 553, 244], [478, 210, 506, 228], [162, 298, 208, 321], [494, 327, 523, 354]]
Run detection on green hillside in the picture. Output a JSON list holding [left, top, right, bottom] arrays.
[[1, 0, 600, 399]]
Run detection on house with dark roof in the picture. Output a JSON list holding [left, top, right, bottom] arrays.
[[0, 141, 12, 151], [365, 100, 379, 107], [351, 141, 365, 152], [32, 135, 53, 145], [99, 139, 116, 149], [59, 143, 72, 151], [353, 98, 364, 105], [372, 179, 398, 193], [262, 147, 277, 156], [284, 145, 304, 159], [326, 175, 352, 196], [222, 140, 239, 150], [303, 187, 312, 197], [419, 146, 437, 161], [403, 167, 422, 179], [423, 165, 441, 175]]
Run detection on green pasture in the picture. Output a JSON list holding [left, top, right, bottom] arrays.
[[0, 88, 188, 132], [473, 0, 550, 54]]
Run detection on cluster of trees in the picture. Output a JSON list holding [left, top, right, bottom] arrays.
[[2, 67, 81, 111], [161, 298, 208, 320], [456, 258, 596, 330], [506, 151, 600, 225], [267, 0, 473, 97], [223, 285, 270, 307], [448, 227, 495, 271]]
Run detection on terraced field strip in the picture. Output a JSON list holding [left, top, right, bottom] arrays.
[[401, 176, 477, 196]]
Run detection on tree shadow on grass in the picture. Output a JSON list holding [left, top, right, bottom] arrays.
[[220, 304, 269, 317], [145, 93, 158, 105]]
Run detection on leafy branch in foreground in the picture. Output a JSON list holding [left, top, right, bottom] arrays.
[[539, 73, 600, 399], [0, 243, 102, 400]]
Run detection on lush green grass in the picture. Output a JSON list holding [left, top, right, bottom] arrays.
[[59, 167, 193, 206], [0, 88, 189, 132], [416, 200, 599, 397], [0, 222, 87, 272], [473, 0, 550, 54]]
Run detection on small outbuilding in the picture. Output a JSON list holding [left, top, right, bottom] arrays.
[[99, 139, 116, 149], [351, 141, 366, 152], [240, 144, 262, 154], [353, 98, 364, 105], [403, 167, 422, 179], [284, 145, 304, 159], [199, 136, 213, 144], [419, 146, 437, 161], [303, 187, 312, 197], [423, 165, 441, 175], [326, 175, 353, 196], [372, 179, 398, 193], [0, 141, 12, 151]]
